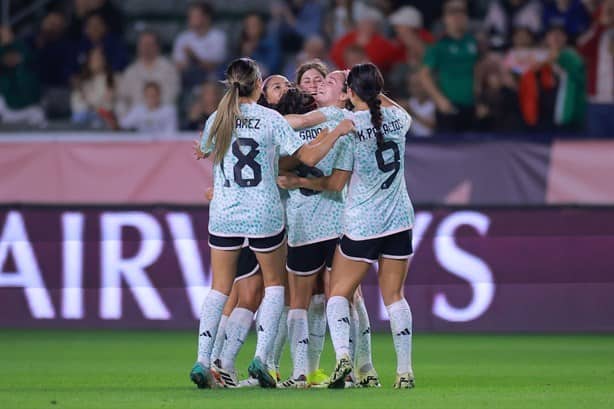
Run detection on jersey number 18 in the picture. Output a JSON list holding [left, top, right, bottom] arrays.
[[231, 138, 262, 187]]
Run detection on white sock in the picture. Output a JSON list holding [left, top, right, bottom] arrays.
[[307, 293, 326, 373], [220, 308, 254, 372], [267, 305, 288, 371], [386, 299, 413, 374], [349, 303, 358, 363], [354, 296, 374, 372], [288, 308, 308, 379], [254, 286, 284, 362], [210, 314, 228, 364], [197, 289, 228, 367], [326, 296, 351, 361]]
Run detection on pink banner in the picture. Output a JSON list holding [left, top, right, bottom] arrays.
[[0, 138, 212, 204], [2, 135, 614, 205]]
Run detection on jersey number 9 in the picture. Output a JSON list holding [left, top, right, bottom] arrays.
[[375, 141, 400, 189]]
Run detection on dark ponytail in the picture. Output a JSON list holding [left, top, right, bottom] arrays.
[[346, 63, 385, 147], [366, 97, 384, 148]]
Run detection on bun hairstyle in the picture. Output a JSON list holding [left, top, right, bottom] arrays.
[[346, 63, 385, 147], [274, 87, 317, 115], [204, 58, 261, 164]]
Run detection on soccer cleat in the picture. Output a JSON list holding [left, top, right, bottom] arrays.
[[238, 377, 261, 388], [307, 368, 329, 387], [357, 367, 381, 388], [327, 354, 353, 389], [214, 365, 239, 388], [277, 374, 308, 389], [248, 357, 277, 388], [394, 372, 415, 389], [190, 362, 216, 389]]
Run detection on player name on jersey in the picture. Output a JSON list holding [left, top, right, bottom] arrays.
[[235, 117, 261, 129], [298, 127, 323, 141], [356, 119, 403, 141]]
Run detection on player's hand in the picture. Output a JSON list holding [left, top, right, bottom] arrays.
[[193, 139, 205, 160], [277, 175, 301, 189], [337, 118, 355, 135], [205, 187, 214, 201]]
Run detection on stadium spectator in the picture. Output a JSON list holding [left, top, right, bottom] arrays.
[[329, 5, 404, 71], [342, 43, 370, 67], [482, 0, 542, 50], [31, 11, 76, 87], [172, 3, 227, 87], [405, 70, 436, 137], [577, 0, 614, 137], [518, 24, 586, 130], [119, 82, 177, 134], [68, 0, 124, 39], [283, 35, 331, 80], [75, 12, 128, 73], [503, 26, 548, 76], [238, 13, 282, 77], [389, 6, 434, 65], [70, 47, 116, 127], [183, 81, 222, 130], [542, 0, 592, 40], [115, 31, 179, 117], [420, 0, 479, 133], [475, 58, 524, 132], [285, 0, 324, 39], [387, 6, 434, 98], [0, 26, 46, 127], [327, 0, 355, 40]]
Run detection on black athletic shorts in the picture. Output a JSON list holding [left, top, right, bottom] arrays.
[[208, 229, 286, 253], [235, 246, 259, 282], [286, 238, 338, 276], [339, 229, 413, 264]]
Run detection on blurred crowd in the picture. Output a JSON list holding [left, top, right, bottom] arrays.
[[0, 0, 612, 137]]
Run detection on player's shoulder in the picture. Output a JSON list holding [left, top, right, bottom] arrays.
[[251, 103, 282, 120]]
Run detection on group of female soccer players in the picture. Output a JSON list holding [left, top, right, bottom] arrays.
[[190, 57, 415, 390]]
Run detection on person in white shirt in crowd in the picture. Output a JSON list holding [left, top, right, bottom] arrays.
[[70, 46, 116, 127], [115, 31, 179, 117], [119, 81, 177, 134], [406, 70, 435, 137], [172, 3, 227, 86]]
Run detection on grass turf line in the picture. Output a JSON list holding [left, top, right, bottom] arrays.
[[0, 330, 613, 409]]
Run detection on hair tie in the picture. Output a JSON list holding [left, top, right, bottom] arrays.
[[232, 81, 240, 89]]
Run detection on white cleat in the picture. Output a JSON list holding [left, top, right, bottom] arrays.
[[277, 375, 308, 389], [238, 377, 261, 388], [394, 372, 415, 389]]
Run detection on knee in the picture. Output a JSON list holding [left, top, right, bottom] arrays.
[[381, 289, 404, 307]]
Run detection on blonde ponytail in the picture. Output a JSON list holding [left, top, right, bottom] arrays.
[[203, 58, 261, 165], [206, 83, 241, 164]]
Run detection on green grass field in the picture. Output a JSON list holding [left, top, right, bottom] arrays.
[[1, 330, 613, 409]]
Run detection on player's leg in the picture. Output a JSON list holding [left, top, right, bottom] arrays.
[[326, 236, 375, 388], [352, 286, 380, 387], [267, 247, 289, 382], [307, 272, 328, 386], [210, 283, 238, 368], [278, 241, 322, 388], [191, 235, 242, 389], [216, 248, 262, 388], [378, 230, 414, 389], [247, 229, 287, 387]]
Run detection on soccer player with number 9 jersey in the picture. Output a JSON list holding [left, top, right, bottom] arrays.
[[326, 63, 416, 389]]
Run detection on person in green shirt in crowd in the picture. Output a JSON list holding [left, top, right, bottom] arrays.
[[420, 0, 478, 133], [544, 24, 586, 130], [0, 26, 45, 126]]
